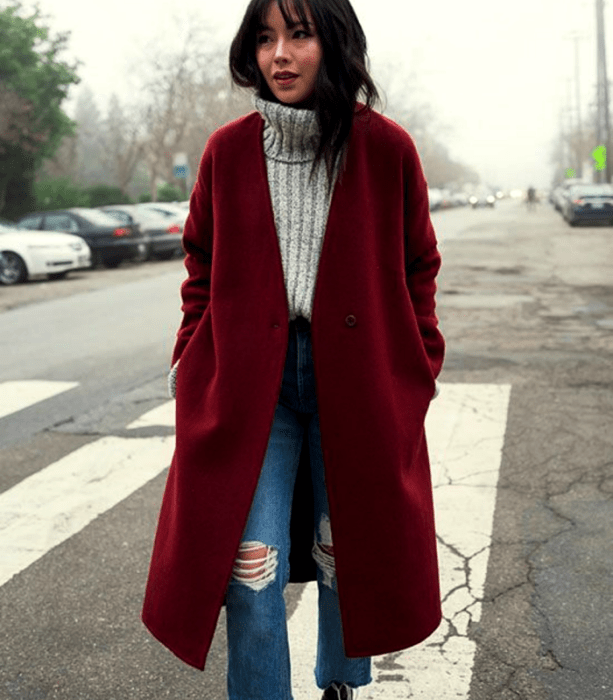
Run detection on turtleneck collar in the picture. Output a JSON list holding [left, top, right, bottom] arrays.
[[254, 95, 320, 164]]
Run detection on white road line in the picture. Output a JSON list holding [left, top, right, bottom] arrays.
[[0, 380, 79, 420], [0, 435, 174, 588], [288, 383, 511, 699], [126, 400, 175, 429]]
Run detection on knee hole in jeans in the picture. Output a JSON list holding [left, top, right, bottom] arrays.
[[312, 514, 336, 588], [232, 541, 278, 592]]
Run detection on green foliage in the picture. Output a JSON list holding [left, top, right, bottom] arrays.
[[34, 177, 91, 210], [85, 185, 133, 207], [157, 182, 184, 202], [1, 175, 36, 221], [138, 193, 152, 203], [0, 1, 80, 217]]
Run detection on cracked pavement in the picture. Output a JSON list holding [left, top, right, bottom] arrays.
[[432, 200, 613, 699]]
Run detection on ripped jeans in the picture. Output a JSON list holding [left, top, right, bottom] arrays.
[[225, 316, 372, 700]]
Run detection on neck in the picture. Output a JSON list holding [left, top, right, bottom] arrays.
[[254, 95, 320, 163]]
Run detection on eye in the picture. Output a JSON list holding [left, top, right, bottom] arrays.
[[294, 28, 312, 39], [257, 34, 271, 45]]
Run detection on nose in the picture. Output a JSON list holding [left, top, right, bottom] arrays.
[[273, 37, 289, 62]]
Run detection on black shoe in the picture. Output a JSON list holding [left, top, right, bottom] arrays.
[[321, 682, 358, 700]]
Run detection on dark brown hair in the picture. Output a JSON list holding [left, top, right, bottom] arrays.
[[229, 0, 380, 191]]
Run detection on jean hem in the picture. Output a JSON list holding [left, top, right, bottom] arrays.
[[315, 675, 373, 690]]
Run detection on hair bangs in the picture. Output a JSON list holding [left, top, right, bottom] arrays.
[[277, 0, 312, 30], [250, 0, 312, 33]]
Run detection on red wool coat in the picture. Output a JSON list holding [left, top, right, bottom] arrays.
[[142, 105, 445, 670]]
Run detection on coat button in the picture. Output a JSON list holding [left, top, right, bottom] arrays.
[[345, 314, 357, 327], [272, 323, 280, 329]]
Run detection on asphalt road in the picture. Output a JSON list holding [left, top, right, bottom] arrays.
[[0, 198, 612, 699]]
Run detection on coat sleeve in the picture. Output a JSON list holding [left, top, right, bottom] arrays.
[[170, 144, 214, 367], [403, 146, 445, 381]]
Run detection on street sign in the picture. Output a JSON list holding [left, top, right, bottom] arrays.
[[173, 165, 189, 179]]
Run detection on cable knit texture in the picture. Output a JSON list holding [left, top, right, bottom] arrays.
[[254, 95, 336, 323]]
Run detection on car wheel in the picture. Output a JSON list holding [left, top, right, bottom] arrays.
[[103, 258, 122, 269], [0, 251, 28, 285], [48, 271, 68, 281]]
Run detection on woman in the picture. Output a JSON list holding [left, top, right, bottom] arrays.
[[142, 0, 445, 697]]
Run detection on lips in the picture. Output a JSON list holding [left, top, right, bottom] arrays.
[[273, 71, 299, 87]]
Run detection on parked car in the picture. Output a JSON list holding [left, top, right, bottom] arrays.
[[135, 202, 189, 226], [0, 222, 91, 285], [562, 184, 613, 226], [550, 178, 584, 213], [438, 189, 455, 209], [15, 208, 147, 268], [450, 192, 469, 207], [99, 205, 183, 260], [428, 188, 443, 211]]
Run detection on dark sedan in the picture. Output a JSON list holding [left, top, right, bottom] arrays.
[[562, 184, 613, 226], [15, 208, 147, 268], [99, 205, 183, 260]]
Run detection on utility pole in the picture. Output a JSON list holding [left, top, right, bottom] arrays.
[[566, 78, 575, 170], [564, 32, 588, 178], [574, 35, 583, 152], [595, 0, 611, 183]]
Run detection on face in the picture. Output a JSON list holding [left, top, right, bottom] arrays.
[[256, 1, 323, 107]]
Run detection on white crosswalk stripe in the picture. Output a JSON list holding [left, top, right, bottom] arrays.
[[126, 400, 175, 429], [0, 380, 78, 420], [289, 383, 511, 699], [0, 380, 175, 587], [0, 435, 174, 587], [1, 380, 510, 697]]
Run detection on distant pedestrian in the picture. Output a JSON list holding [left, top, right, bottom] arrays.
[[527, 185, 537, 210], [142, 0, 445, 698]]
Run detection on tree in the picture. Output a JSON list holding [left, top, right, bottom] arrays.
[[72, 86, 109, 185], [131, 15, 251, 200], [103, 94, 143, 196], [385, 98, 479, 189], [133, 29, 196, 201], [0, 2, 80, 219], [550, 103, 598, 184]]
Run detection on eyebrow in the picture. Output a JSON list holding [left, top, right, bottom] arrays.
[[257, 20, 314, 31]]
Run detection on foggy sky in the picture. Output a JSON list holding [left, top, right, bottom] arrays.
[[21, 0, 612, 188]]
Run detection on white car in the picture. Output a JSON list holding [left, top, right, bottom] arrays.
[[135, 202, 188, 226], [0, 222, 91, 285]]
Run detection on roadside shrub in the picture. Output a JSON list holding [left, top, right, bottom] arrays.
[[86, 185, 133, 207], [138, 193, 152, 203], [157, 183, 183, 202], [34, 178, 90, 210]]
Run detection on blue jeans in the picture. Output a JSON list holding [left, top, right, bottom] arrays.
[[225, 316, 372, 700]]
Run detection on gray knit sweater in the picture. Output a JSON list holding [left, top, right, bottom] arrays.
[[255, 95, 335, 322], [168, 96, 335, 399]]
